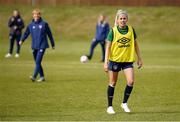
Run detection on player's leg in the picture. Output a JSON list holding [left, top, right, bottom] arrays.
[[9, 34, 15, 54], [15, 35, 21, 58], [100, 40, 105, 62], [37, 49, 46, 82], [107, 71, 118, 114], [121, 66, 134, 112], [33, 49, 45, 82], [87, 38, 99, 60], [32, 49, 38, 61], [108, 71, 118, 106], [106, 61, 121, 114], [5, 34, 15, 58], [30, 49, 38, 81]]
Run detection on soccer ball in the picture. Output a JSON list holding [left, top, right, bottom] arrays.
[[80, 55, 88, 63]]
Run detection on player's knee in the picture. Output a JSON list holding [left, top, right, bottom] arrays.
[[127, 80, 134, 86], [35, 62, 41, 66]]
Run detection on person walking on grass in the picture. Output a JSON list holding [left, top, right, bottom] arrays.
[[5, 9, 24, 58], [87, 14, 110, 62], [104, 10, 143, 114], [19, 9, 55, 82]]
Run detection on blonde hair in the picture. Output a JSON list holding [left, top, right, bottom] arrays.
[[32, 9, 41, 15], [114, 10, 128, 26], [12, 9, 20, 16]]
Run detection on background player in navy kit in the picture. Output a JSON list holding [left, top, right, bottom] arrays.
[[19, 9, 55, 82], [5, 9, 24, 58], [87, 14, 110, 62]]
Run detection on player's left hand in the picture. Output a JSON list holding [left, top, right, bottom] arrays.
[[137, 58, 143, 69]]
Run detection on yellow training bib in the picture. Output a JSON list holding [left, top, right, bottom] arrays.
[[109, 25, 135, 62]]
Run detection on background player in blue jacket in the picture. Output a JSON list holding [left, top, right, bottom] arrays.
[[19, 9, 55, 82], [87, 14, 110, 62], [5, 9, 24, 58]]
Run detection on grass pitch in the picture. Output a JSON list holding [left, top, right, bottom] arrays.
[[0, 5, 180, 121]]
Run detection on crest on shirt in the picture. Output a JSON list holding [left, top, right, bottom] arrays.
[[39, 25, 42, 29], [17, 18, 21, 22], [33, 26, 35, 29]]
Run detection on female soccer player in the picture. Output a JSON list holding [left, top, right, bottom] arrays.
[[87, 14, 110, 62], [104, 10, 142, 114], [5, 9, 24, 58], [19, 9, 55, 82]]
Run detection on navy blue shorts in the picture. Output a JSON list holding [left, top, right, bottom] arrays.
[[108, 61, 133, 72]]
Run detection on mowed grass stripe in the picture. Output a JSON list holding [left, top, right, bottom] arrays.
[[1, 62, 180, 69]]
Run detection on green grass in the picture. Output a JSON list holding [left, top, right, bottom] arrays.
[[0, 5, 180, 121]]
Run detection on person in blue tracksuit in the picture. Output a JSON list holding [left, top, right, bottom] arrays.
[[5, 9, 24, 58], [19, 9, 55, 82], [87, 14, 110, 62]]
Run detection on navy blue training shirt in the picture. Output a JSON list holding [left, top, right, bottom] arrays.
[[21, 18, 55, 49]]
